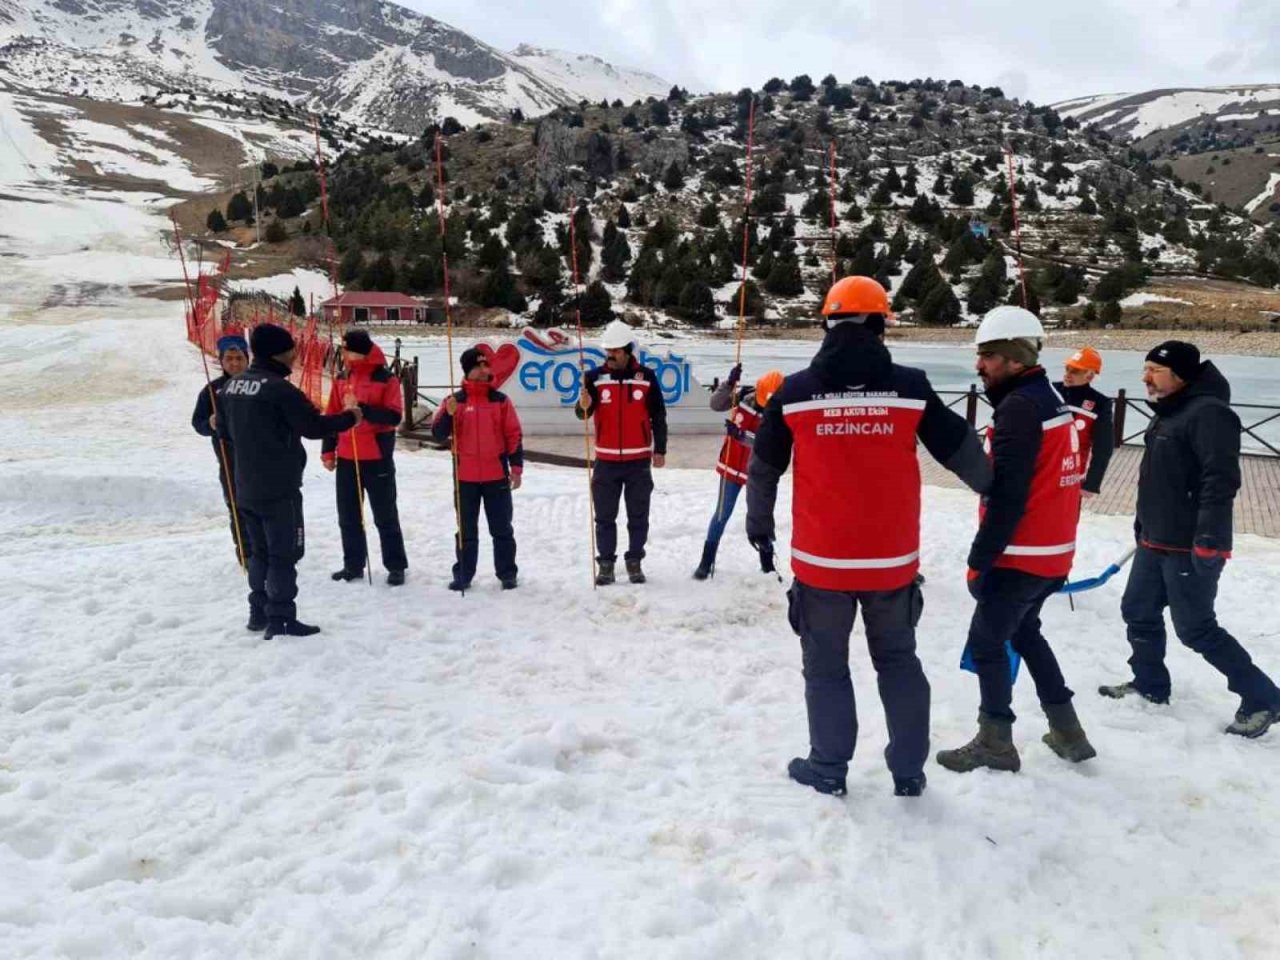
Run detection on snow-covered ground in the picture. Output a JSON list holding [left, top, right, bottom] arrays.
[[4, 92, 1280, 960]]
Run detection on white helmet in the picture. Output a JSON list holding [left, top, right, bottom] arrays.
[[974, 305, 1044, 347], [600, 319, 636, 350]]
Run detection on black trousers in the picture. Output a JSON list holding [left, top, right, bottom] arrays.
[[1122, 546, 1280, 713], [592, 459, 653, 563], [240, 495, 305, 623], [336, 456, 408, 573], [453, 479, 517, 585], [788, 580, 930, 780], [967, 568, 1073, 723]]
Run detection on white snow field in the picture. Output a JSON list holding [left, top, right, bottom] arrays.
[[3, 101, 1280, 960]]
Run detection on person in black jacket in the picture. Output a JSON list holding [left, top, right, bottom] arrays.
[[1100, 341, 1280, 738], [219, 323, 362, 639], [191, 333, 249, 565]]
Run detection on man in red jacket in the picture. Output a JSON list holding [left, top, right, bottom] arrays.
[[431, 347, 524, 591], [576, 320, 667, 586], [322, 330, 408, 586], [937, 307, 1096, 774]]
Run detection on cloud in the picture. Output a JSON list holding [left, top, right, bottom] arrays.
[[399, 0, 1279, 104]]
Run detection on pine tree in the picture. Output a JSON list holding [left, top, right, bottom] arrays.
[[949, 175, 975, 206], [338, 248, 364, 284], [480, 261, 527, 312], [678, 279, 716, 325], [918, 281, 961, 325], [226, 191, 253, 222], [579, 280, 614, 324], [1100, 300, 1123, 325], [476, 233, 507, 270], [663, 162, 685, 190], [765, 253, 804, 295], [206, 209, 228, 232], [617, 204, 631, 228], [289, 285, 306, 317], [360, 253, 396, 291]]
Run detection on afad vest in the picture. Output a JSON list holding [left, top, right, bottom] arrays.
[[592, 363, 654, 462], [716, 392, 763, 485], [783, 390, 926, 591], [983, 387, 1082, 578]]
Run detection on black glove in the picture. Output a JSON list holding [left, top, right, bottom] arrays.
[[727, 363, 742, 386], [966, 568, 985, 601], [749, 534, 775, 574], [1191, 538, 1228, 578]]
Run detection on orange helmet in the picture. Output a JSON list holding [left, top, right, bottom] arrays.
[[821, 275, 893, 320], [755, 370, 784, 407], [1065, 346, 1102, 374]]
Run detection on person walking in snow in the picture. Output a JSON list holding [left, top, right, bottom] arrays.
[[219, 323, 362, 639], [693, 365, 784, 580], [576, 320, 667, 586], [937, 307, 1097, 775], [1055, 346, 1114, 498], [322, 330, 408, 586], [746, 277, 991, 798], [191, 332, 249, 565], [1099, 341, 1280, 738], [432, 347, 524, 591]]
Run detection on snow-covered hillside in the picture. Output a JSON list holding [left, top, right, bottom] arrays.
[[1055, 85, 1280, 143], [0, 0, 671, 134]]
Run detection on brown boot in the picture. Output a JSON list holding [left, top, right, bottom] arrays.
[[936, 713, 1021, 773], [1042, 701, 1097, 762]]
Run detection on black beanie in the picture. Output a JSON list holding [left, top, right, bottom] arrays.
[[250, 322, 295, 359], [460, 347, 484, 375], [343, 329, 374, 355], [1145, 340, 1201, 382]]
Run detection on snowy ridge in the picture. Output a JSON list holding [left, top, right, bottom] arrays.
[[1054, 85, 1280, 143], [0, 0, 672, 134]]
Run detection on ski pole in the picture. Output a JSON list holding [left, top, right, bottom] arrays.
[[568, 197, 599, 589], [434, 131, 466, 595]]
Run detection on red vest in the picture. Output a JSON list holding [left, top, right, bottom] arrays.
[[1065, 401, 1099, 483], [984, 409, 1082, 577], [716, 392, 763, 485], [784, 392, 926, 591], [591, 364, 654, 462]]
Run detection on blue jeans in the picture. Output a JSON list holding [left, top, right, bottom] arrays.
[[705, 479, 742, 545], [1121, 546, 1280, 713]]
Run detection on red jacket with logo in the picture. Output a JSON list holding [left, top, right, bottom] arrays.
[[714, 387, 763, 485], [745, 326, 991, 592], [580, 358, 668, 463], [970, 369, 1082, 579], [1055, 381, 1115, 495], [430, 380, 525, 483], [321, 344, 403, 462]]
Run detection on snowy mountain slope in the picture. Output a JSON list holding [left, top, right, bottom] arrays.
[[1055, 85, 1280, 145], [0, 0, 671, 134]]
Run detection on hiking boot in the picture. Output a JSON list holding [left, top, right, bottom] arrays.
[[693, 541, 718, 581], [265, 618, 321, 640], [448, 579, 470, 592], [893, 774, 927, 797], [626, 559, 646, 584], [246, 608, 267, 632], [1041, 701, 1098, 763], [501, 577, 518, 591], [331, 567, 363, 582], [787, 757, 847, 797], [1098, 681, 1169, 705], [386, 570, 405, 587], [936, 713, 1021, 773], [595, 561, 615, 586], [1225, 707, 1280, 739]]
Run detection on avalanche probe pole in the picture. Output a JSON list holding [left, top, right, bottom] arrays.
[[568, 198, 598, 589], [434, 131, 466, 595], [313, 116, 372, 585], [1004, 145, 1030, 309], [172, 212, 247, 574]]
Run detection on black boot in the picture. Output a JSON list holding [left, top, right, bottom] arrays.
[[265, 618, 321, 640], [331, 567, 363, 582], [501, 577, 518, 590], [626, 559, 646, 584], [386, 570, 405, 587], [787, 757, 847, 796], [246, 608, 267, 632], [448, 578, 470, 592], [893, 774, 927, 797], [1042, 701, 1097, 762], [693, 541, 718, 581], [595, 561, 616, 586], [1098, 680, 1169, 704]]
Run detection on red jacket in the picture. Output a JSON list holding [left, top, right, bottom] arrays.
[[716, 389, 763, 485], [581, 358, 668, 463], [321, 344, 403, 462], [970, 370, 1081, 579], [431, 379, 525, 483]]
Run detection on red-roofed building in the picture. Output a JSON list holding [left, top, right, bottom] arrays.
[[321, 292, 430, 325]]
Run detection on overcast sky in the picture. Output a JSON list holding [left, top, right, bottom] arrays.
[[402, 0, 1279, 105]]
